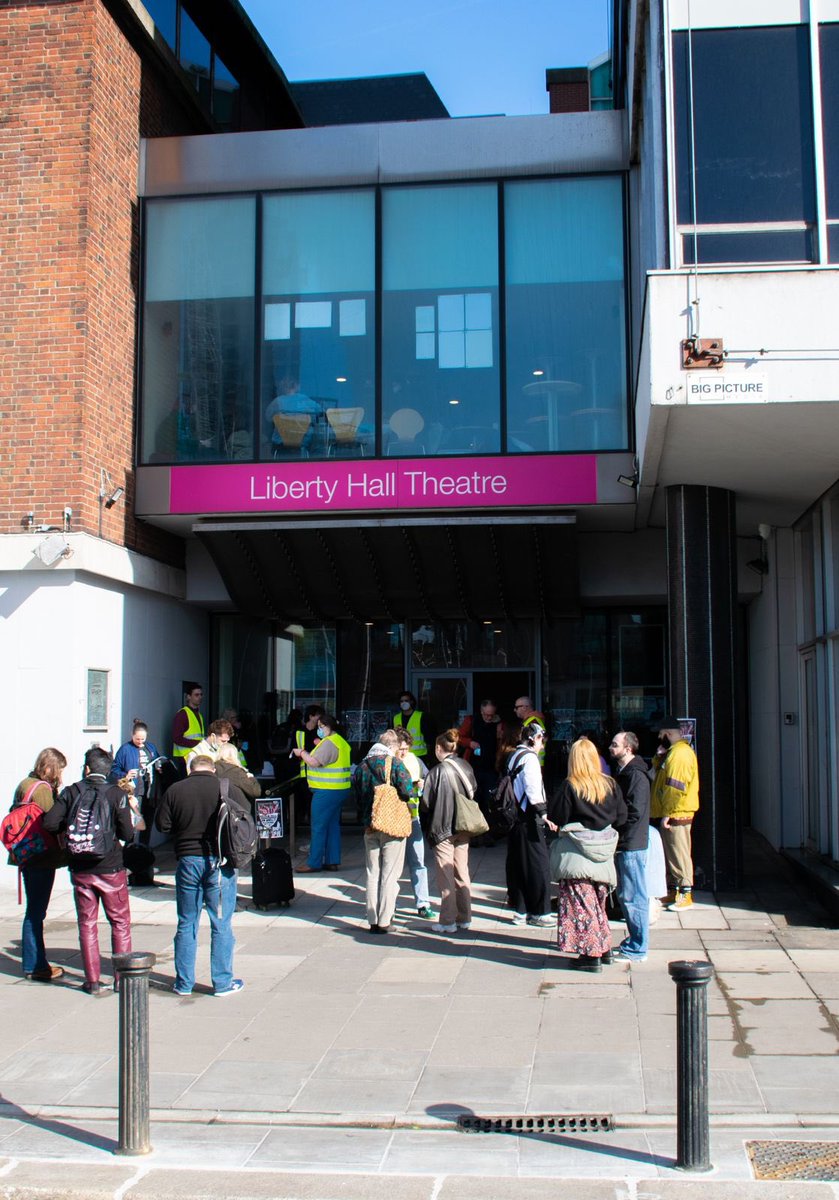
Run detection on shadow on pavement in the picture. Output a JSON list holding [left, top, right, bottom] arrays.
[[0, 1093, 115, 1152]]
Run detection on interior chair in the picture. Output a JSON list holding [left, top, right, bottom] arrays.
[[386, 406, 425, 455], [272, 412, 311, 458], [325, 406, 365, 455]]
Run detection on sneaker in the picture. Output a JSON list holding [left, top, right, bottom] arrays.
[[417, 906, 436, 920], [214, 979, 245, 997], [669, 890, 693, 911], [664, 889, 678, 907], [614, 948, 647, 963], [456, 921, 471, 930], [430, 922, 457, 933], [527, 913, 555, 928], [172, 984, 193, 996], [511, 912, 527, 926]]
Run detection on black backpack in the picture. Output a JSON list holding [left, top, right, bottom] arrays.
[[216, 778, 257, 870], [486, 752, 532, 835], [65, 779, 115, 862]]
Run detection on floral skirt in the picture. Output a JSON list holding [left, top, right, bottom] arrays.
[[557, 880, 612, 956]]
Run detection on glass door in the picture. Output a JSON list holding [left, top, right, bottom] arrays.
[[414, 673, 471, 737]]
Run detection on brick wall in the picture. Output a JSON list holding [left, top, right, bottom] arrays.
[[0, 0, 203, 566]]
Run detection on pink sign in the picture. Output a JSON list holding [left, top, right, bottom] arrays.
[[169, 454, 598, 515]]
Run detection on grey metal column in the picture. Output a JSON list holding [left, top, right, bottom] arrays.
[[665, 484, 741, 890], [113, 951, 155, 1155], [669, 959, 714, 1171]]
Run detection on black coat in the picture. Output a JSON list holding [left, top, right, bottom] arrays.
[[614, 756, 652, 851], [547, 778, 627, 833]]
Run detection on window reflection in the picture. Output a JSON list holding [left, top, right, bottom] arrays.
[[141, 197, 255, 464], [382, 185, 500, 457], [505, 178, 627, 453], [261, 191, 375, 460]]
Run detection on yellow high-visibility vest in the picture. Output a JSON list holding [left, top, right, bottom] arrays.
[[393, 709, 426, 756], [306, 733, 352, 790], [172, 706, 205, 759]]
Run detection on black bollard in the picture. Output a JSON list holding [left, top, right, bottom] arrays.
[[113, 951, 156, 1156], [668, 959, 713, 1172]]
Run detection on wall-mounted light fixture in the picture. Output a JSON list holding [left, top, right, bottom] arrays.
[[617, 472, 638, 489]]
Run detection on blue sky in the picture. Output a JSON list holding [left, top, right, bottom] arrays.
[[238, 0, 610, 118]]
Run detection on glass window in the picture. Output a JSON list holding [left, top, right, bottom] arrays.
[[179, 6, 211, 105], [672, 26, 815, 231], [820, 25, 839, 224], [141, 197, 255, 464], [339, 622, 405, 749], [829, 224, 839, 265], [213, 53, 240, 133], [142, 0, 176, 48], [382, 184, 500, 457], [682, 229, 814, 266], [408, 621, 534, 670], [261, 191, 375, 461], [505, 177, 627, 453]]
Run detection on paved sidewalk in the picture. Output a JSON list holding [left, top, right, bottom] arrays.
[[1, 831, 838, 1196]]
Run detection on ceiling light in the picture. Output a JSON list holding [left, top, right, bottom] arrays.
[[532, 369, 544, 377], [336, 376, 347, 383], [448, 398, 460, 406]]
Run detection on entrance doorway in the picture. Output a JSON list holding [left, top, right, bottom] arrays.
[[413, 670, 533, 737]]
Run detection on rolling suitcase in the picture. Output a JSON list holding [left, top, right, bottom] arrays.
[[251, 842, 295, 909]]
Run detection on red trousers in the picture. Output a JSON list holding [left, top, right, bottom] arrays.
[[72, 870, 132, 985]]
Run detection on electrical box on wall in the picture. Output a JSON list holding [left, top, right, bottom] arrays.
[[783, 712, 796, 726]]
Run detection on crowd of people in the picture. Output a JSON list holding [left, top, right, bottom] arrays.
[[5, 681, 700, 994]]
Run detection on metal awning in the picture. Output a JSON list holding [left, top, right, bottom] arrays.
[[195, 515, 578, 623]]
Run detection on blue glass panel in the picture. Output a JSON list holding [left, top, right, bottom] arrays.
[[213, 54, 240, 133], [505, 178, 627, 453], [829, 224, 839, 263], [382, 185, 500, 458], [673, 26, 815, 226], [141, 198, 256, 464], [820, 25, 839, 221], [262, 191, 375, 461], [179, 7, 211, 104], [682, 229, 813, 265], [142, 0, 176, 48]]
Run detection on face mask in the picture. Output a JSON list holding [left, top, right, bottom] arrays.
[[659, 734, 671, 749], [400, 701, 411, 711], [317, 726, 326, 739]]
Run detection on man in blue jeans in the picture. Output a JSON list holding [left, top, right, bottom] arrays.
[[155, 755, 246, 996], [609, 730, 652, 963]]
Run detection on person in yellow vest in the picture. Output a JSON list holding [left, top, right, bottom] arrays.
[[292, 705, 323, 827], [171, 683, 205, 778], [650, 715, 699, 911], [513, 696, 547, 767], [293, 712, 351, 873], [393, 691, 435, 768]]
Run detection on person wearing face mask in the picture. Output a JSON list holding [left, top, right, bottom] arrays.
[[292, 712, 352, 873], [650, 716, 699, 911], [393, 691, 435, 768]]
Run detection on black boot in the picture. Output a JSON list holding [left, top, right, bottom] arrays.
[[571, 954, 602, 973]]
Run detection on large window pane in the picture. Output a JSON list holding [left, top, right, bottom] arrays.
[[382, 184, 500, 457], [179, 6, 211, 105], [682, 228, 814, 265], [142, 0, 176, 48], [505, 177, 627, 452], [821, 24, 839, 223], [213, 53, 240, 133], [261, 191, 375, 460], [673, 26, 815, 228], [141, 197, 255, 464]]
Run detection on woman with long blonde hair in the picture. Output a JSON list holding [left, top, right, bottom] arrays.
[[547, 737, 627, 972]]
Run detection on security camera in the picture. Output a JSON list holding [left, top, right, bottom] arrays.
[[104, 486, 124, 510], [63, 507, 72, 519]]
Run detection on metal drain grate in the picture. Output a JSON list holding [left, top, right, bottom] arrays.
[[458, 1113, 613, 1135], [748, 1141, 839, 1181]]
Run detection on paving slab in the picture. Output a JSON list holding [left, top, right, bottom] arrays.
[[125, 1171, 434, 1200], [0, 1162, 135, 1198]]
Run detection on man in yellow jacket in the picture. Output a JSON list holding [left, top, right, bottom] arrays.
[[650, 715, 699, 911]]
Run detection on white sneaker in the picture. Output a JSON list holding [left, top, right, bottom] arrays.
[[511, 912, 527, 925], [430, 922, 457, 933], [456, 921, 471, 930], [527, 913, 555, 928]]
